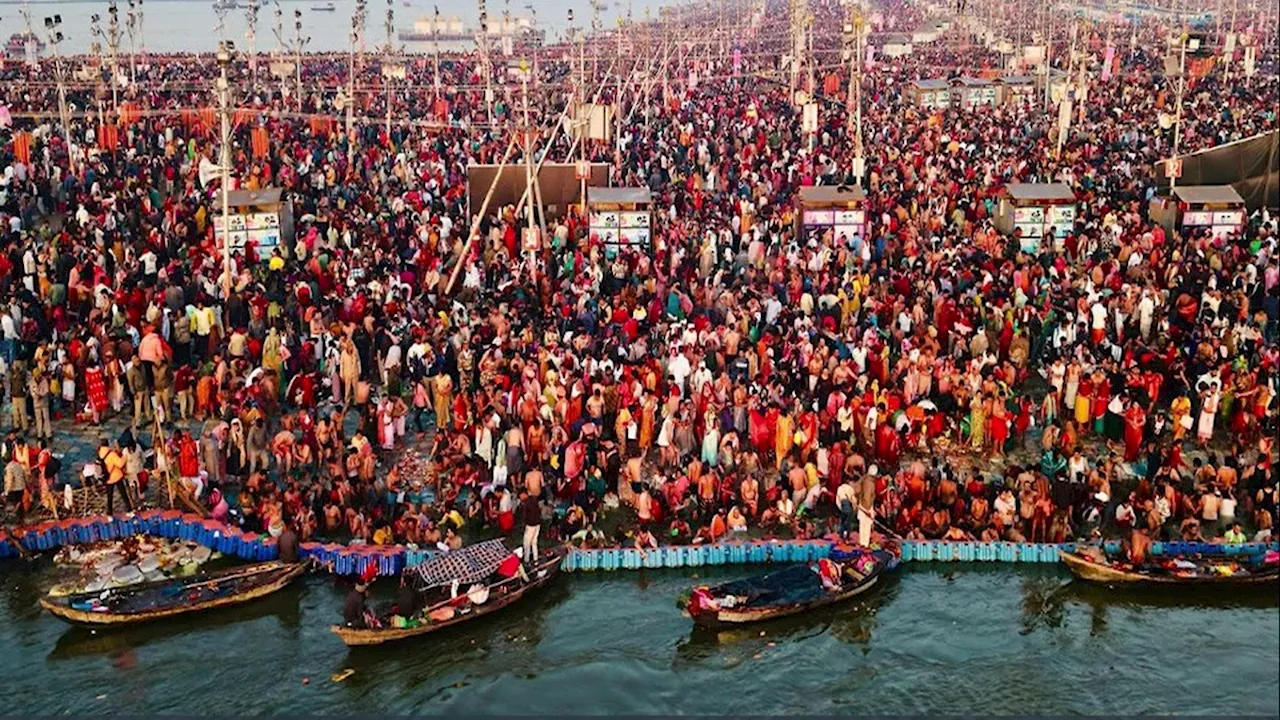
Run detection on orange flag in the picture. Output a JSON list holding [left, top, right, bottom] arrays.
[[251, 127, 269, 158], [13, 131, 32, 164], [100, 124, 119, 150], [118, 101, 140, 126], [199, 108, 216, 135], [823, 73, 840, 96]]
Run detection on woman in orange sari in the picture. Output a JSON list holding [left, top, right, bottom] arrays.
[[638, 392, 657, 454], [195, 372, 216, 420]]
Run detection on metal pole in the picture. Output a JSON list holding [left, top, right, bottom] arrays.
[[218, 42, 234, 297], [1056, 18, 1078, 160], [478, 0, 492, 127], [126, 0, 139, 82], [348, 26, 356, 161], [384, 0, 394, 138], [108, 5, 121, 111], [580, 25, 587, 215], [522, 64, 536, 286], [615, 14, 623, 146], [445, 136, 519, 294], [348, 0, 365, 164], [849, 4, 864, 184], [433, 4, 441, 91], [45, 16, 75, 177], [246, 1, 258, 90], [1170, 32, 1188, 190], [293, 9, 307, 112]]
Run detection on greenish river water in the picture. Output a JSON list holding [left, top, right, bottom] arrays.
[[1, 563, 1277, 715]]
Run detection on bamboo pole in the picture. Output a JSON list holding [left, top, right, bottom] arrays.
[[445, 135, 520, 295]]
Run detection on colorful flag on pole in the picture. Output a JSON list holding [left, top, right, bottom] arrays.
[[1101, 45, 1115, 81]]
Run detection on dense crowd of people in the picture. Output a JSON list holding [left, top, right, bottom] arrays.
[[1, 0, 1277, 562]]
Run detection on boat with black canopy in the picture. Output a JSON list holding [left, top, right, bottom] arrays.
[[681, 547, 897, 627]]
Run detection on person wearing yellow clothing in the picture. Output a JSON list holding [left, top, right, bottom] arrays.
[[775, 408, 794, 470], [1170, 394, 1192, 441], [99, 439, 133, 515]]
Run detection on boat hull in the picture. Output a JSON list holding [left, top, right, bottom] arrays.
[[688, 573, 881, 627], [685, 550, 894, 627], [40, 562, 307, 627], [1060, 551, 1280, 586], [331, 552, 564, 647]]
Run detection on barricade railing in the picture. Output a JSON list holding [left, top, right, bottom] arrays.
[[2, 514, 1276, 577]]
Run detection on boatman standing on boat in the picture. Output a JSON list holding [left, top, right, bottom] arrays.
[[519, 487, 542, 566], [343, 581, 369, 628], [856, 466, 877, 547]]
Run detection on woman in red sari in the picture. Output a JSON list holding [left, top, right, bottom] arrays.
[[989, 400, 1010, 458], [84, 363, 108, 424], [1123, 400, 1146, 462]]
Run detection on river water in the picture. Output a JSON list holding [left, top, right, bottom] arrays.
[[1, 562, 1277, 714]]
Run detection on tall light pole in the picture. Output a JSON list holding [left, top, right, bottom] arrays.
[[380, 0, 402, 138], [347, 0, 366, 163], [272, 0, 287, 101], [569, 8, 586, 215], [44, 14, 75, 177], [432, 4, 441, 91], [845, 3, 865, 185], [477, 0, 492, 126], [125, 0, 142, 82], [91, 4, 123, 112], [1169, 30, 1193, 190], [214, 0, 229, 44], [519, 58, 537, 286], [590, 0, 601, 80], [216, 40, 236, 297], [245, 0, 259, 90], [90, 14, 105, 130], [525, 4, 538, 92], [292, 9, 311, 111]]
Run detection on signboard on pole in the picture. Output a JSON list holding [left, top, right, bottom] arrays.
[[1165, 157, 1183, 179], [522, 227, 540, 252]]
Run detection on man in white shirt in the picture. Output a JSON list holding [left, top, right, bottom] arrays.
[[140, 249, 159, 281], [667, 347, 692, 392], [0, 312, 16, 365]]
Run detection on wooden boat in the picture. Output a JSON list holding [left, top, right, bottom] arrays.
[[40, 561, 307, 626], [683, 549, 895, 627], [1060, 550, 1280, 586], [331, 545, 565, 647]]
